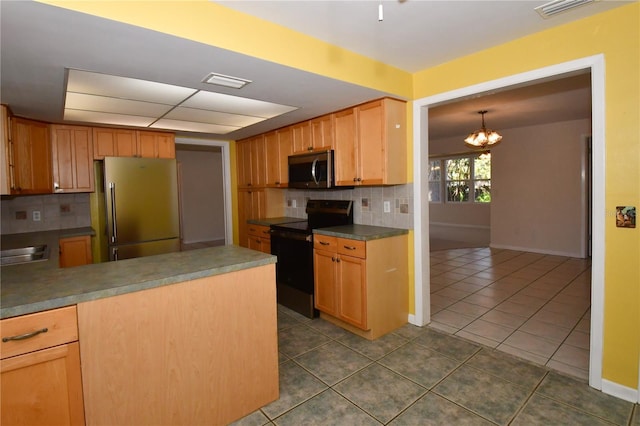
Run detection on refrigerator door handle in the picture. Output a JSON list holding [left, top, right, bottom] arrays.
[[109, 182, 118, 244]]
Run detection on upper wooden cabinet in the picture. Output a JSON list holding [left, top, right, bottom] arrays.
[[51, 125, 94, 193], [237, 136, 265, 188], [334, 98, 407, 186], [291, 121, 312, 154], [136, 130, 175, 159], [264, 128, 291, 187], [10, 117, 52, 194], [92, 128, 137, 159], [1, 105, 11, 195], [310, 114, 334, 152]]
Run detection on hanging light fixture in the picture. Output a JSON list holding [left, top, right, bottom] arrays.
[[464, 110, 503, 148]]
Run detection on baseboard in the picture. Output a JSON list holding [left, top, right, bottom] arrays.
[[489, 243, 584, 259], [601, 379, 638, 403]]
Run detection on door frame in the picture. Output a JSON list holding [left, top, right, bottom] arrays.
[[411, 54, 606, 390], [175, 137, 233, 246]]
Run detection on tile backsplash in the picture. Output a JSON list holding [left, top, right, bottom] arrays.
[[283, 183, 414, 230], [1, 193, 91, 235]]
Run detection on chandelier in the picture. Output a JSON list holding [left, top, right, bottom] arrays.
[[464, 110, 503, 148]]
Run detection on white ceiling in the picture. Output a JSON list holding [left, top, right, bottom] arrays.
[[1, 1, 632, 141]]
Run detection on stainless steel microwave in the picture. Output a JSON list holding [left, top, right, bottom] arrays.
[[288, 150, 334, 189]]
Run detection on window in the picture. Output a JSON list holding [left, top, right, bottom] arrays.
[[428, 153, 491, 203]]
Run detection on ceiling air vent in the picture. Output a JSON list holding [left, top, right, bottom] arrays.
[[535, 0, 598, 18]]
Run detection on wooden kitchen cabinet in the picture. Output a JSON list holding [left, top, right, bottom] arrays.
[[51, 125, 94, 193], [313, 233, 408, 339], [291, 120, 312, 154], [10, 117, 52, 194], [264, 128, 291, 187], [1, 306, 85, 426], [334, 98, 407, 186], [237, 188, 284, 248], [236, 135, 265, 188], [59, 235, 93, 268], [77, 266, 279, 425], [247, 223, 272, 254], [136, 130, 175, 159], [1, 105, 11, 195], [92, 127, 137, 159], [309, 114, 334, 152]]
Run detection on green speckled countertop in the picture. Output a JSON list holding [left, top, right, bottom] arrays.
[[247, 217, 305, 226], [1, 245, 276, 319], [313, 224, 408, 241]]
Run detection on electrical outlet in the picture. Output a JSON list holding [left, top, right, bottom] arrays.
[[383, 201, 391, 213], [32, 210, 41, 221], [292, 199, 297, 208]]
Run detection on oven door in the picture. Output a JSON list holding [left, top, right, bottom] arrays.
[[270, 230, 314, 294]]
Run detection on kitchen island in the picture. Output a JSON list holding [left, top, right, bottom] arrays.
[[1, 246, 279, 425]]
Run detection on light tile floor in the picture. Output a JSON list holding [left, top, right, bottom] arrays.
[[233, 305, 638, 425], [428, 247, 592, 380]]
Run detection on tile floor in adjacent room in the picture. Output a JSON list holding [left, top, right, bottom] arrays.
[[233, 305, 638, 425], [428, 247, 592, 381]]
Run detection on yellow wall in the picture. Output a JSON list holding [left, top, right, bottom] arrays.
[[413, 3, 640, 390], [41, 0, 639, 389]]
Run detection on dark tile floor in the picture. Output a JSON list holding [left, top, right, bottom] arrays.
[[232, 305, 639, 426]]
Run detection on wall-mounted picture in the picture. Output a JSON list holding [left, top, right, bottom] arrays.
[[616, 206, 636, 228]]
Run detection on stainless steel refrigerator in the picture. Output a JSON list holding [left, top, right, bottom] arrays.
[[104, 157, 180, 261]]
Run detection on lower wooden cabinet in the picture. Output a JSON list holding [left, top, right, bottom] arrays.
[[314, 233, 408, 339], [1, 306, 85, 426], [247, 224, 271, 254], [59, 235, 93, 268], [237, 188, 284, 248]]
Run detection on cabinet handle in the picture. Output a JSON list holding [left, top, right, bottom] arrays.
[[2, 327, 48, 342], [307, 146, 313, 151], [356, 178, 362, 182], [336, 258, 341, 263], [319, 241, 330, 246], [343, 245, 357, 250], [353, 178, 357, 182]]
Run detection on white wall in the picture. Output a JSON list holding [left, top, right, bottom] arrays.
[[491, 119, 590, 257], [176, 148, 225, 244]]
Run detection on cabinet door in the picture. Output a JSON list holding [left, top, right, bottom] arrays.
[[136, 131, 175, 159], [310, 114, 334, 152], [250, 135, 266, 187], [1, 105, 10, 195], [337, 254, 367, 329], [264, 131, 280, 186], [356, 100, 384, 185], [333, 108, 358, 186], [92, 128, 137, 159], [51, 125, 94, 193], [277, 127, 292, 185], [237, 190, 264, 247], [59, 235, 93, 268], [314, 249, 338, 316], [291, 121, 311, 154], [1, 342, 85, 426], [11, 118, 51, 194]]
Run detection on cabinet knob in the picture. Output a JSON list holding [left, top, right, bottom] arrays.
[[307, 146, 313, 151], [357, 178, 362, 182]]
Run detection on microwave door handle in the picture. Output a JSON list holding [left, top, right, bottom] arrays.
[[311, 158, 319, 185], [109, 182, 118, 244]]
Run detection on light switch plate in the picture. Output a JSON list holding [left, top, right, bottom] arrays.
[[383, 201, 391, 213]]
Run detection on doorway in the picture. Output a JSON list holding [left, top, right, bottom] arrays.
[[175, 138, 233, 248], [411, 55, 606, 390]]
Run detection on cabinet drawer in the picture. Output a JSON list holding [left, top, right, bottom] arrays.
[[337, 238, 366, 259], [1, 306, 78, 359], [314, 235, 337, 251], [247, 224, 271, 239]]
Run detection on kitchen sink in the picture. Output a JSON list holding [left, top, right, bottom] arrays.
[[1, 244, 50, 266]]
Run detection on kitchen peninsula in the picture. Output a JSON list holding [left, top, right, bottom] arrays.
[[1, 246, 279, 425]]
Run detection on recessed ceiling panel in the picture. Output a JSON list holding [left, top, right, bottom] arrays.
[[165, 106, 265, 127], [182, 91, 297, 118], [65, 92, 174, 117], [150, 119, 240, 134], [64, 109, 156, 127], [67, 69, 196, 104]]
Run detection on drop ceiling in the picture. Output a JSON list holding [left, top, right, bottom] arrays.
[[1, 1, 630, 141]]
